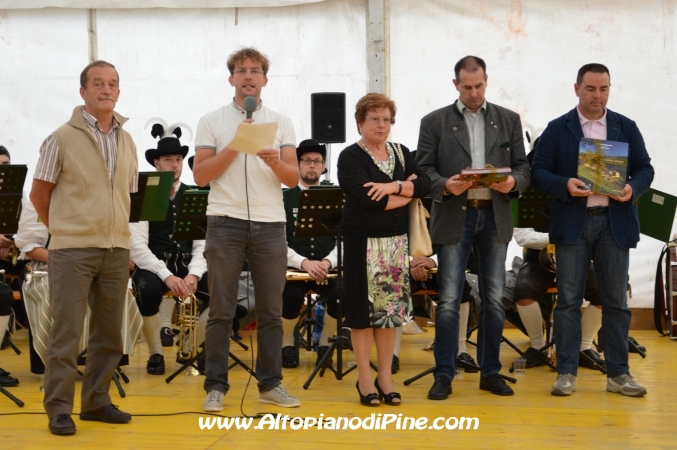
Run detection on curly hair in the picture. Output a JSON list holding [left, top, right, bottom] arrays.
[[227, 47, 270, 75]]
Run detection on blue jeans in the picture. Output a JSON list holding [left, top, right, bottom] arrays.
[[434, 207, 508, 379], [555, 212, 630, 378], [203, 216, 287, 394]]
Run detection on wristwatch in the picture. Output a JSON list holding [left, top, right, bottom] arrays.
[[396, 180, 403, 194]]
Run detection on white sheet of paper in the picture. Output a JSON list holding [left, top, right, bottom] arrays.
[[227, 122, 278, 155]]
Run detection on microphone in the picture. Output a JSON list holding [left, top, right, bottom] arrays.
[[243, 96, 257, 119]]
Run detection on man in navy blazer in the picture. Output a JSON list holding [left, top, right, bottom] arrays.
[[531, 63, 653, 397], [417, 56, 530, 398]]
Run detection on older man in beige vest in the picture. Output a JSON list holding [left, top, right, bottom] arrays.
[[30, 60, 138, 436]]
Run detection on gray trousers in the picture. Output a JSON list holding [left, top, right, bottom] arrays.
[[43, 247, 129, 418], [203, 216, 286, 394]]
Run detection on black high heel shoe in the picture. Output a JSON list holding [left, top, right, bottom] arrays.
[[375, 378, 401, 406], [356, 381, 380, 407]]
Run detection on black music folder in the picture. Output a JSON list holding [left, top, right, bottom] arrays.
[[638, 188, 677, 243], [129, 171, 174, 222]]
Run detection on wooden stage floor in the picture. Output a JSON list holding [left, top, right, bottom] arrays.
[[0, 328, 674, 449]]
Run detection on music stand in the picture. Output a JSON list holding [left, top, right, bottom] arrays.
[[166, 190, 255, 382], [515, 186, 551, 229], [299, 187, 376, 389], [165, 335, 257, 384], [172, 190, 209, 240], [0, 165, 27, 234], [0, 166, 26, 407]]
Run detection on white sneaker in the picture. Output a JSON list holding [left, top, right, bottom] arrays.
[[259, 385, 301, 408], [551, 373, 577, 396], [203, 390, 224, 412], [607, 374, 647, 397]]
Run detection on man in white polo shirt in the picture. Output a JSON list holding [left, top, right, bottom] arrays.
[[192, 47, 300, 411]]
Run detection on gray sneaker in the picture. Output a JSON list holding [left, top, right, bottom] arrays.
[[607, 374, 647, 397], [551, 373, 577, 396], [203, 390, 224, 412], [259, 385, 301, 408]]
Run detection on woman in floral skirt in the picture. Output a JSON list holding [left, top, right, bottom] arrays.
[[337, 93, 431, 406]]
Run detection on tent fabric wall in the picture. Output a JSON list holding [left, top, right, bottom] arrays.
[[389, 0, 677, 308], [0, 1, 323, 8], [1, 0, 675, 307]]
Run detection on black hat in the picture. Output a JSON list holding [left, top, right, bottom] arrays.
[[145, 123, 189, 167], [296, 139, 327, 174], [188, 156, 195, 171]]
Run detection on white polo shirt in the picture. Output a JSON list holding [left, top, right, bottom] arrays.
[[195, 102, 296, 222]]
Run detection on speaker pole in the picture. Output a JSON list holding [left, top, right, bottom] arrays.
[[323, 143, 332, 182]]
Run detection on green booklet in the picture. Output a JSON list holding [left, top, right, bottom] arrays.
[[577, 138, 628, 195], [129, 171, 174, 222]]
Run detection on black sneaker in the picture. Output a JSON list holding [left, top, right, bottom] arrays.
[[316, 346, 333, 367], [146, 354, 165, 375], [391, 354, 400, 374], [522, 347, 548, 368], [456, 352, 479, 373], [160, 327, 174, 347], [281, 346, 298, 368]]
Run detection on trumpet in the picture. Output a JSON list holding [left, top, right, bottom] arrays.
[[177, 292, 199, 362]]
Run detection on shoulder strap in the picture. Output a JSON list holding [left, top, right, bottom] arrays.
[[389, 142, 405, 171]]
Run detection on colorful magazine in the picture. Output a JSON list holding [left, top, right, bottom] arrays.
[[459, 167, 511, 188], [577, 138, 628, 196]]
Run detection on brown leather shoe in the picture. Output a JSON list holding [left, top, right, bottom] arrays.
[[49, 414, 76, 435], [80, 404, 131, 423]]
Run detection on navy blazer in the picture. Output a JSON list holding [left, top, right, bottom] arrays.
[[531, 107, 654, 249]]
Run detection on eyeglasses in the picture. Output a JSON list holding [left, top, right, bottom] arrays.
[[299, 158, 325, 166], [233, 68, 264, 76], [364, 117, 392, 125]]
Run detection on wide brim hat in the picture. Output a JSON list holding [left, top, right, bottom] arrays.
[[145, 137, 189, 167], [296, 139, 328, 174]]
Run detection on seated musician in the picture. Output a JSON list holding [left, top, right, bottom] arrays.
[[513, 226, 604, 369], [12, 195, 47, 388], [0, 254, 17, 385], [0, 146, 18, 370], [130, 124, 209, 375], [409, 252, 479, 373], [281, 139, 338, 368]]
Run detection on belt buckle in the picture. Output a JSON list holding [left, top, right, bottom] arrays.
[[472, 198, 479, 208]]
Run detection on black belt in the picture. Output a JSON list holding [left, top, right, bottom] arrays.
[[587, 206, 609, 215], [467, 199, 492, 208]]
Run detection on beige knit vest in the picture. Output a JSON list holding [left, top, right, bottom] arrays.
[[48, 106, 136, 250]]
